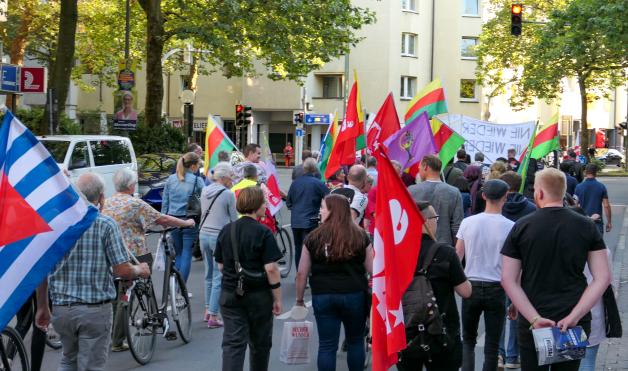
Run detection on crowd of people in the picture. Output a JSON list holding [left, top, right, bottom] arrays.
[[15, 140, 616, 371]]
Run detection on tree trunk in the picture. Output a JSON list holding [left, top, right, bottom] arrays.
[[51, 0, 78, 133], [189, 54, 199, 92], [138, 0, 164, 127], [578, 76, 591, 160]]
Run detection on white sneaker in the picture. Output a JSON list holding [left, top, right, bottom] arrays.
[[498, 355, 505, 369], [188, 292, 193, 298]]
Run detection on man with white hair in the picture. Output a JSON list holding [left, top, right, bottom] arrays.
[[102, 168, 195, 350], [35, 173, 151, 371]]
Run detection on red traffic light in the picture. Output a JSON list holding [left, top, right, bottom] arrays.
[[235, 104, 244, 113], [511, 4, 522, 14]]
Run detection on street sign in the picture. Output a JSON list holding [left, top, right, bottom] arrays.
[[296, 128, 304, 137], [193, 120, 206, 132], [170, 119, 184, 128], [117, 68, 135, 91], [1, 64, 20, 93], [20, 67, 46, 93], [305, 113, 331, 125]]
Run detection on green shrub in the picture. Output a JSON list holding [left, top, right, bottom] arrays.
[[129, 120, 187, 155]]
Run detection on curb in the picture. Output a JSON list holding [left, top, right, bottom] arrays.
[[611, 210, 628, 293]]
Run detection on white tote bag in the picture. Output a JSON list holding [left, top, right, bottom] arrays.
[[279, 321, 312, 365]]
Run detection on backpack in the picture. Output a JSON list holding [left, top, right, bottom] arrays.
[[400, 243, 449, 359]]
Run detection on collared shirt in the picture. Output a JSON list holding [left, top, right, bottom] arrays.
[[162, 171, 204, 216], [49, 214, 130, 305], [103, 193, 162, 256]]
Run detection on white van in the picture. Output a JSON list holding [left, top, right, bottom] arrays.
[[37, 135, 138, 198]]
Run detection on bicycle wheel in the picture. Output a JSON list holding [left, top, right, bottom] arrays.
[[1, 326, 29, 371], [276, 227, 293, 278], [170, 271, 192, 343], [45, 324, 62, 350], [126, 281, 157, 365]]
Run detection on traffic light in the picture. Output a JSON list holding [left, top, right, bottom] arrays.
[[293, 112, 304, 124], [619, 122, 628, 130], [235, 104, 244, 127], [243, 106, 252, 126], [511, 4, 523, 36]]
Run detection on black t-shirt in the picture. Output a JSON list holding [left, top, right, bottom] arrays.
[[415, 235, 467, 337], [501, 207, 606, 322], [214, 217, 283, 292], [305, 231, 370, 294]]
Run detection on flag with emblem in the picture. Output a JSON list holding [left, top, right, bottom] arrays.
[[372, 150, 425, 370], [0, 110, 98, 330]]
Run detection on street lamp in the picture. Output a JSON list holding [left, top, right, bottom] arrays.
[[180, 89, 195, 142]]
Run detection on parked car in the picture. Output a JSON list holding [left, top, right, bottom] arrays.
[[38, 135, 138, 197], [597, 149, 625, 167], [137, 153, 181, 210]]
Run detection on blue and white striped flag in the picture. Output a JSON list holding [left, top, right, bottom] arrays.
[[0, 111, 97, 330]]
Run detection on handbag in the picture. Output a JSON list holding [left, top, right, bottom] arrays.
[[230, 222, 267, 296], [603, 284, 622, 338], [186, 175, 202, 220]]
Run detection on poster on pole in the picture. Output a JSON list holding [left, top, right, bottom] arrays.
[[437, 114, 535, 163], [112, 90, 138, 131]]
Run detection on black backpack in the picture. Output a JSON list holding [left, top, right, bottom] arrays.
[[400, 243, 449, 359]]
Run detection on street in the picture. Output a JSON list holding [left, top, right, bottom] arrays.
[[33, 172, 628, 371]]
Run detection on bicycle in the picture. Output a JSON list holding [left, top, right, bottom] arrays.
[[273, 217, 294, 278], [122, 227, 192, 365], [0, 326, 29, 371]]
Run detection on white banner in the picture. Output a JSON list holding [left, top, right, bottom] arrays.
[[437, 114, 535, 163]]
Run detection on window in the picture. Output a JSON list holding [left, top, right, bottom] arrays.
[[314, 75, 343, 99], [69, 141, 89, 170], [461, 37, 478, 59], [460, 79, 478, 100], [401, 0, 417, 11], [90, 140, 132, 166], [400, 76, 417, 100], [401, 33, 417, 56], [40, 140, 70, 163], [462, 0, 479, 15]]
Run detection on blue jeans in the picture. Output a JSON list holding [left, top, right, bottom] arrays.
[[171, 226, 198, 283], [200, 232, 222, 315], [578, 344, 599, 371], [312, 291, 366, 371], [499, 298, 519, 363]]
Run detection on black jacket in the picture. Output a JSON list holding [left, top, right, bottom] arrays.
[[502, 192, 537, 222]]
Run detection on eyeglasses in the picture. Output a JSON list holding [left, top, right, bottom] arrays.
[[428, 215, 440, 222]]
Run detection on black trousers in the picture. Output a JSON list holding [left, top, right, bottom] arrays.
[[462, 281, 506, 371], [397, 337, 463, 371], [518, 320, 590, 371], [292, 227, 315, 270], [15, 294, 47, 371], [220, 289, 274, 371]]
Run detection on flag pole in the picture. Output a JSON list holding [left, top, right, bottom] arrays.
[[518, 120, 539, 194]]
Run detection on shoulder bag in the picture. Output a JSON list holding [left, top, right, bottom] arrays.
[[198, 188, 226, 229], [603, 284, 622, 338], [230, 222, 267, 296], [186, 175, 202, 220]]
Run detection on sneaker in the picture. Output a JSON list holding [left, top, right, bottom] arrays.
[[164, 330, 178, 341], [188, 292, 193, 298], [112, 343, 129, 352], [505, 359, 521, 369], [203, 309, 210, 322], [207, 319, 224, 329], [498, 355, 505, 369]]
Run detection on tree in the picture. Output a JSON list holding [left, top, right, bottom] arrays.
[[476, 0, 627, 157], [138, 0, 376, 127]]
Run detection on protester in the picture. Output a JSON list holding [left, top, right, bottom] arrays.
[[283, 142, 294, 167], [232, 164, 276, 232], [291, 149, 322, 180], [35, 173, 150, 371], [501, 168, 611, 370], [233, 143, 268, 184], [295, 194, 373, 371], [332, 165, 369, 224], [560, 161, 579, 196], [287, 158, 330, 270], [15, 297, 46, 371], [455, 179, 514, 371], [397, 201, 471, 371], [463, 165, 485, 215], [488, 160, 508, 180], [326, 168, 346, 191], [162, 152, 205, 283], [453, 176, 472, 218], [454, 149, 469, 171], [473, 152, 491, 179], [575, 163, 612, 235], [103, 168, 194, 348], [564, 150, 584, 183], [506, 148, 520, 171], [214, 186, 283, 371], [199, 162, 238, 328], [409, 155, 464, 245], [444, 158, 464, 186], [366, 156, 378, 183]]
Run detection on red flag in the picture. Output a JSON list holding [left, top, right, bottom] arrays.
[[368, 93, 401, 151], [371, 150, 424, 371]]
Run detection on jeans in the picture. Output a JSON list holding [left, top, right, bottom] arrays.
[[200, 232, 222, 315], [220, 290, 274, 371], [500, 298, 519, 363], [397, 337, 463, 371], [291, 227, 315, 270], [578, 344, 599, 371], [312, 291, 367, 371], [462, 281, 506, 371], [518, 320, 590, 371], [171, 226, 199, 282], [52, 303, 113, 371]]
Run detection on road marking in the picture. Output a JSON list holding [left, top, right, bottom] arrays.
[[276, 300, 312, 320]]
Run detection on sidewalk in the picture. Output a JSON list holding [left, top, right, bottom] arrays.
[[596, 209, 628, 370]]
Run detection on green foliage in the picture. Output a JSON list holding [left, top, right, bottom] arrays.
[[128, 120, 187, 155], [10, 108, 80, 135]]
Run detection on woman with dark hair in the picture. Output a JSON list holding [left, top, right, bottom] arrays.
[[295, 194, 373, 371], [325, 169, 346, 191], [463, 165, 485, 215], [453, 176, 472, 217]]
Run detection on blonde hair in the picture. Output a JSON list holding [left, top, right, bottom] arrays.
[[534, 168, 566, 201], [176, 152, 200, 182], [488, 161, 507, 180]]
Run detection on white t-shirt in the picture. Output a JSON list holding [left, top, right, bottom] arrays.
[[456, 212, 514, 282], [346, 184, 368, 224]]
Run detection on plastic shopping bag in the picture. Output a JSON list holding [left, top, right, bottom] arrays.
[[279, 321, 312, 364], [152, 238, 166, 272]]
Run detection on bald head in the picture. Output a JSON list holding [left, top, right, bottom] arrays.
[[348, 165, 367, 188], [76, 172, 105, 204]]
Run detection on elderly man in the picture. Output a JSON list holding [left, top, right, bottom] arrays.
[[103, 168, 195, 350], [35, 173, 151, 371], [331, 165, 369, 225], [287, 158, 330, 269]]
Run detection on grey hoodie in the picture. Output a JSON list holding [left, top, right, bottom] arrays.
[[200, 182, 238, 236]]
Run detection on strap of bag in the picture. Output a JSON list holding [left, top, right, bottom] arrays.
[[444, 166, 454, 184], [418, 243, 441, 273], [199, 188, 227, 228], [191, 175, 199, 195], [230, 222, 242, 272]]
